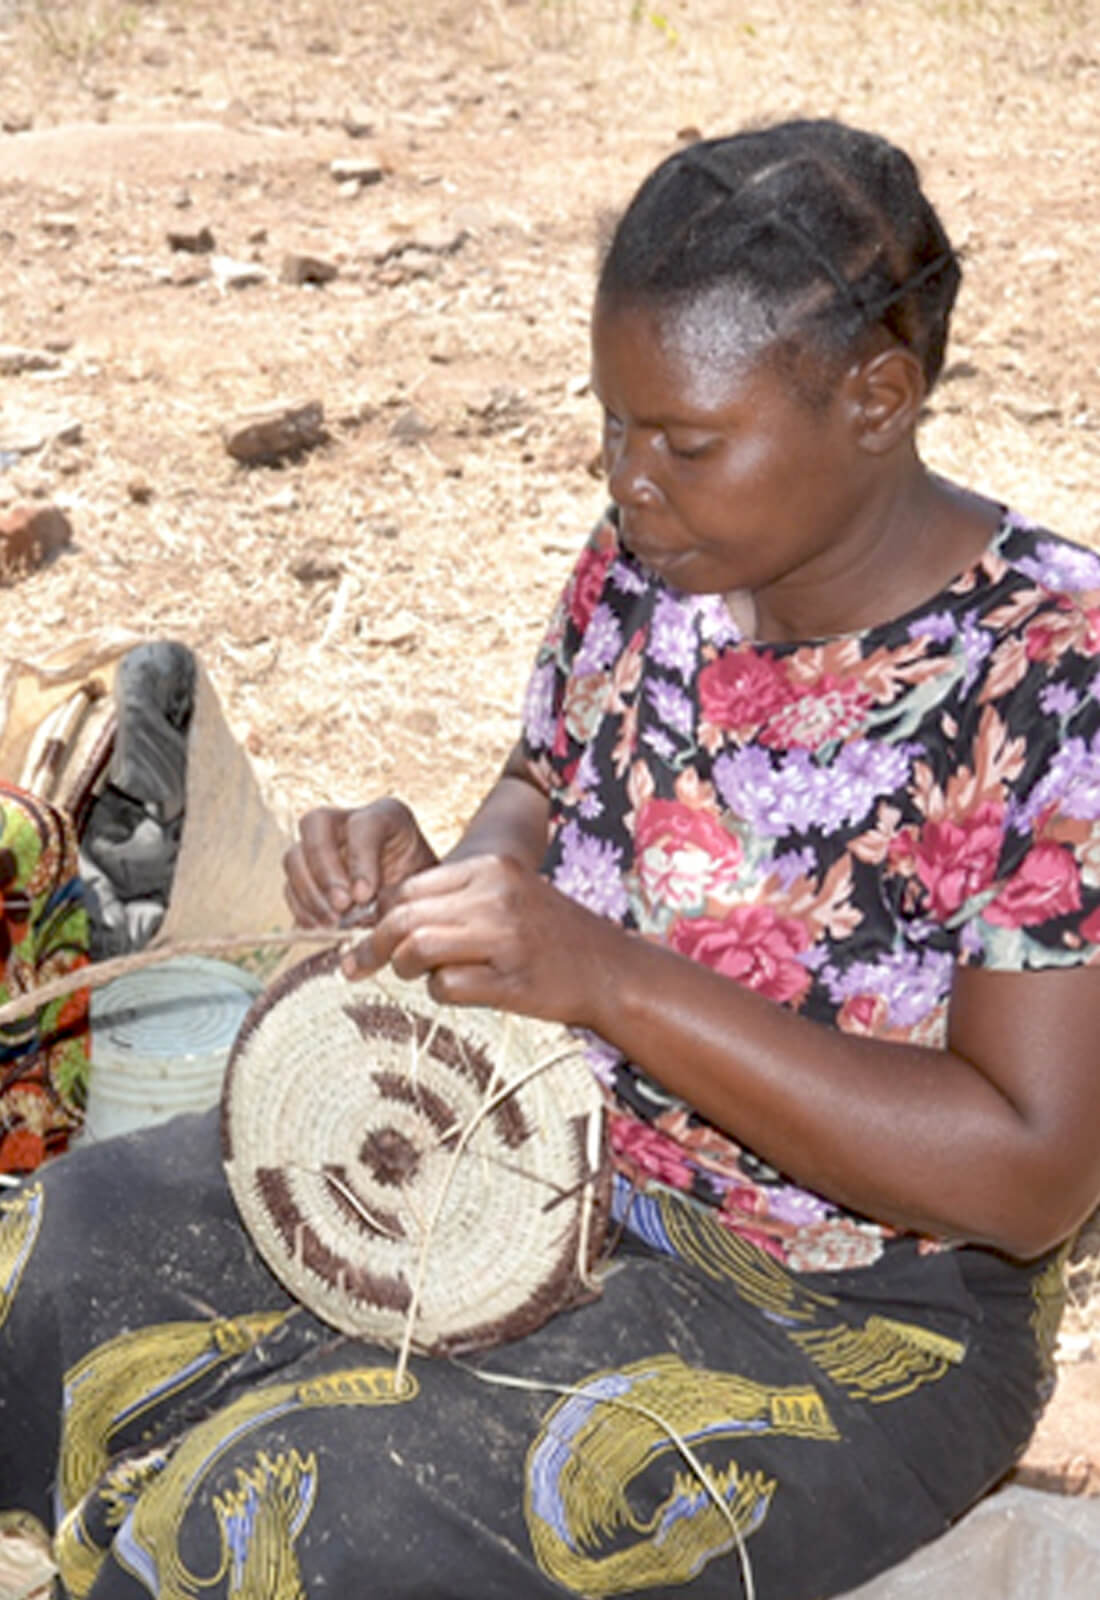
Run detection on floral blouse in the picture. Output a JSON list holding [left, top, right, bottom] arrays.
[[520, 507, 1100, 1272]]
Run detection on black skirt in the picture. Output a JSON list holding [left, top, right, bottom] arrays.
[[0, 1108, 1063, 1600]]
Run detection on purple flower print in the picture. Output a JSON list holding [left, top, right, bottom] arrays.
[[648, 593, 698, 681], [1017, 732, 1100, 825], [692, 593, 742, 647], [574, 749, 604, 820], [1039, 681, 1079, 718], [1017, 539, 1100, 594], [771, 847, 818, 890], [645, 678, 694, 738], [610, 557, 648, 595], [830, 741, 914, 826], [959, 612, 994, 694], [578, 1028, 622, 1088], [552, 820, 630, 919], [574, 603, 623, 675], [908, 610, 956, 645], [641, 726, 677, 761], [760, 1185, 833, 1228], [824, 946, 954, 1028], [522, 661, 557, 750], [714, 740, 912, 838]]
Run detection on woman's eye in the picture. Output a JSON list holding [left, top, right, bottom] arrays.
[[666, 437, 712, 461]]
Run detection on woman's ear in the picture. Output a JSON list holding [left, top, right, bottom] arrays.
[[847, 347, 927, 454]]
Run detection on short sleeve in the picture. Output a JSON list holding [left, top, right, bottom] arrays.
[[519, 514, 620, 785], [956, 663, 1100, 971]]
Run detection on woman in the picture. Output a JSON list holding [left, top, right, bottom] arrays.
[[3, 117, 1099, 1599]]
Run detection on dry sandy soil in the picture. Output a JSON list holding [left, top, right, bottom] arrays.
[[0, 0, 1097, 1371]]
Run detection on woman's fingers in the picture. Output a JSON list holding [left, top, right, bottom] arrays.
[[284, 800, 437, 929], [366, 885, 483, 971], [336, 895, 477, 981], [332, 852, 605, 1027], [284, 807, 356, 924], [423, 961, 501, 1009], [342, 799, 432, 892]]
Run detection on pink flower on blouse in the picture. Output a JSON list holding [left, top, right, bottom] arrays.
[[758, 674, 875, 751], [609, 1114, 695, 1188], [984, 841, 1082, 928], [907, 802, 1005, 919], [836, 992, 890, 1036], [633, 798, 743, 912], [567, 544, 615, 633], [669, 905, 812, 1005], [698, 651, 795, 735]]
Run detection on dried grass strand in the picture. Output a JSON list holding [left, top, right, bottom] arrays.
[[454, 1361, 757, 1600], [0, 929, 347, 1027], [392, 1034, 597, 1393]]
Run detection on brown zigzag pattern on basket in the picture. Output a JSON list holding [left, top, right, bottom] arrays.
[[345, 999, 531, 1149], [370, 1071, 457, 1142], [428, 1110, 609, 1357], [256, 1165, 412, 1311], [324, 1164, 406, 1239]]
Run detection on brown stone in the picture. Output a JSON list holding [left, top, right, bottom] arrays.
[[223, 400, 327, 465], [0, 502, 73, 572], [0, 345, 61, 375], [289, 544, 343, 584], [166, 225, 215, 253], [329, 156, 385, 187], [279, 252, 339, 287]]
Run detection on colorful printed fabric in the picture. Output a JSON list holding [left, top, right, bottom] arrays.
[[521, 508, 1100, 1270], [0, 1111, 1063, 1600], [0, 783, 90, 1174]]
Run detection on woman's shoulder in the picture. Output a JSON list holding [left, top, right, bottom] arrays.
[[983, 511, 1100, 609]]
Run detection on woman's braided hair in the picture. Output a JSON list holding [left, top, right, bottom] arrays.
[[598, 119, 961, 394]]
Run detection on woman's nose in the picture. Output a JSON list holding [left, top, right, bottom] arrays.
[[605, 428, 660, 507]]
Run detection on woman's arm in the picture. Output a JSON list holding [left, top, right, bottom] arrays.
[[364, 846, 1100, 1260], [443, 746, 551, 872], [588, 926, 1100, 1259]]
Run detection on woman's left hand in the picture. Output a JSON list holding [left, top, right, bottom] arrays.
[[352, 852, 611, 1026]]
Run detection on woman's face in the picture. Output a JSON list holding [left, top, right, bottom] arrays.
[[590, 293, 887, 640]]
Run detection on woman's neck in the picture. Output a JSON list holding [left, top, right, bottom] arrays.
[[742, 465, 1002, 645]]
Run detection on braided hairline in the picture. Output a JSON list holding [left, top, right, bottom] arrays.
[[677, 143, 957, 344], [599, 122, 961, 389]]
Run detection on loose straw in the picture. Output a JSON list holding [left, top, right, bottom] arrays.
[[0, 928, 351, 1028], [392, 1037, 587, 1395], [454, 1362, 757, 1600]]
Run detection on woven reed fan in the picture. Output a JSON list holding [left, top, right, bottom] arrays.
[[222, 950, 610, 1356]]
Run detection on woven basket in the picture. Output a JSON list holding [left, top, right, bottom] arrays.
[[222, 950, 609, 1355]]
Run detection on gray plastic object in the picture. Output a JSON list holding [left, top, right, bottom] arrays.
[[838, 1485, 1100, 1600]]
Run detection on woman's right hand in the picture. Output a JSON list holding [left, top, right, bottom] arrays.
[[283, 798, 439, 929]]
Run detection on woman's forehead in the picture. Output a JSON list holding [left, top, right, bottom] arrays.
[[590, 288, 792, 415]]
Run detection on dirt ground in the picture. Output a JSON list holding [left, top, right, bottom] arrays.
[[0, 0, 1098, 1357], [0, 0, 1097, 831]]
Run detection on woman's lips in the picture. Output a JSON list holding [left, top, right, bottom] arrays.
[[622, 525, 689, 573]]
